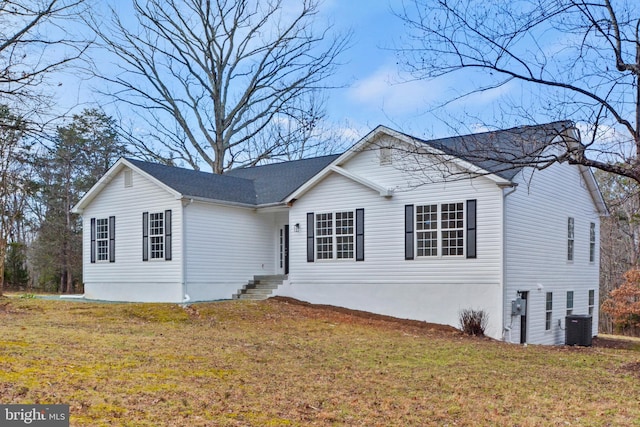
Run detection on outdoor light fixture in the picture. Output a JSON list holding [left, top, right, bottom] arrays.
[[294, 223, 300, 232]]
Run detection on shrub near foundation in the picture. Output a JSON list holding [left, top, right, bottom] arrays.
[[459, 308, 488, 336]]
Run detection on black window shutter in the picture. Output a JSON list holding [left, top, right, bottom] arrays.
[[109, 216, 116, 263], [306, 212, 314, 262], [467, 199, 477, 259], [405, 205, 414, 260], [165, 210, 172, 261], [142, 212, 149, 261], [90, 218, 96, 263], [356, 208, 365, 261]]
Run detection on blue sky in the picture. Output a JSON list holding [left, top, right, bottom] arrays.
[[320, 0, 440, 138], [314, 0, 517, 142], [49, 0, 536, 146]]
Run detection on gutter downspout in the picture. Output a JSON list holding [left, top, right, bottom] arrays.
[[499, 183, 518, 342], [182, 198, 193, 303]]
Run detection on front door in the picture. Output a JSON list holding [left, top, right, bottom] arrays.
[[279, 225, 289, 275], [519, 291, 528, 344], [284, 224, 289, 275]]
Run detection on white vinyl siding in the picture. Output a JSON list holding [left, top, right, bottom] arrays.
[[183, 202, 277, 301]]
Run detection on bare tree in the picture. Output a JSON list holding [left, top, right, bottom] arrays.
[[1, 0, 88, 117], [89, 0, 349, 173], [396, 0, 640, 183], [596, 170, 640, 332], [244, 91, 352, 164]]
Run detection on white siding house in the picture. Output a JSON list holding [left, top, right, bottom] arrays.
[[72, 123, 607, 345]]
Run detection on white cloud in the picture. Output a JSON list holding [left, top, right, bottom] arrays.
[[347, 65, 445, 116]]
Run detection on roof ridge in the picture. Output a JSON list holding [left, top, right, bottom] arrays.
[[227, 153, 342, 173], [417, 120, 574, 145]]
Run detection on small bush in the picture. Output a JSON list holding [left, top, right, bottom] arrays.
[[459, 309, 488, 336]]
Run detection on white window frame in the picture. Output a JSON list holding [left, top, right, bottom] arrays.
[[335, 211, 354, 259], [567, 217, 574, 261], [588, 289, 595, 315], [589, 222, 596, 263], [315, 211, 355, 260], [416, 202, 464, 257], [149, 212, 165, 260], [96, 218, 109, 262], [416, 204, 438, 256], [545, 292, 553, 331], [566, 291, 574, 316]]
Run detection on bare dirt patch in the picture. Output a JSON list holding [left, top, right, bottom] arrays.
[[269, 296, 463, 337], [592, 336, 640, 350]]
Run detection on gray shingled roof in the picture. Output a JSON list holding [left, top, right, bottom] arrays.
[[226, 154, 340, 204], [127, 154, 339, 206], [127, 122, 571, 206], [407, 121, 574, 180]]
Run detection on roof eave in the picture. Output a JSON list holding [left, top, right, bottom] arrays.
[[180, 195, 259, 209]]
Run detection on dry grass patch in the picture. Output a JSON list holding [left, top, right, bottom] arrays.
[[1, 296, 639, 426]]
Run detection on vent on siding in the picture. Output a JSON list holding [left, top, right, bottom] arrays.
[[380, 146, 392, 165], [124, 169, 133, 187]]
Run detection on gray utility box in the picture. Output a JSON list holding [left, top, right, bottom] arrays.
[[565, 315, 593, 346]]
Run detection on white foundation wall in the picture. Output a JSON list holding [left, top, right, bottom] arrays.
[[84, 282, 183, 303], [279, 142, 506, 339], [503, 164, 601, 345], [81, 167, 184, 302], [277, 281, 503, 337]]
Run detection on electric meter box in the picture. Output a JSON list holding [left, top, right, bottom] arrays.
[[511, 298, 526, 316]]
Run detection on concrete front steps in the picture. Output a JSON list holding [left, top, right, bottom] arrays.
[[233, 275, 286, 300]]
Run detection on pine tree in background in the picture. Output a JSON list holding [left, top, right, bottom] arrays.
[[30, 109, 128, 293]]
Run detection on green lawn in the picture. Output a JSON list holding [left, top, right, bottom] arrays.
[[1, 296, 639, 426]]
